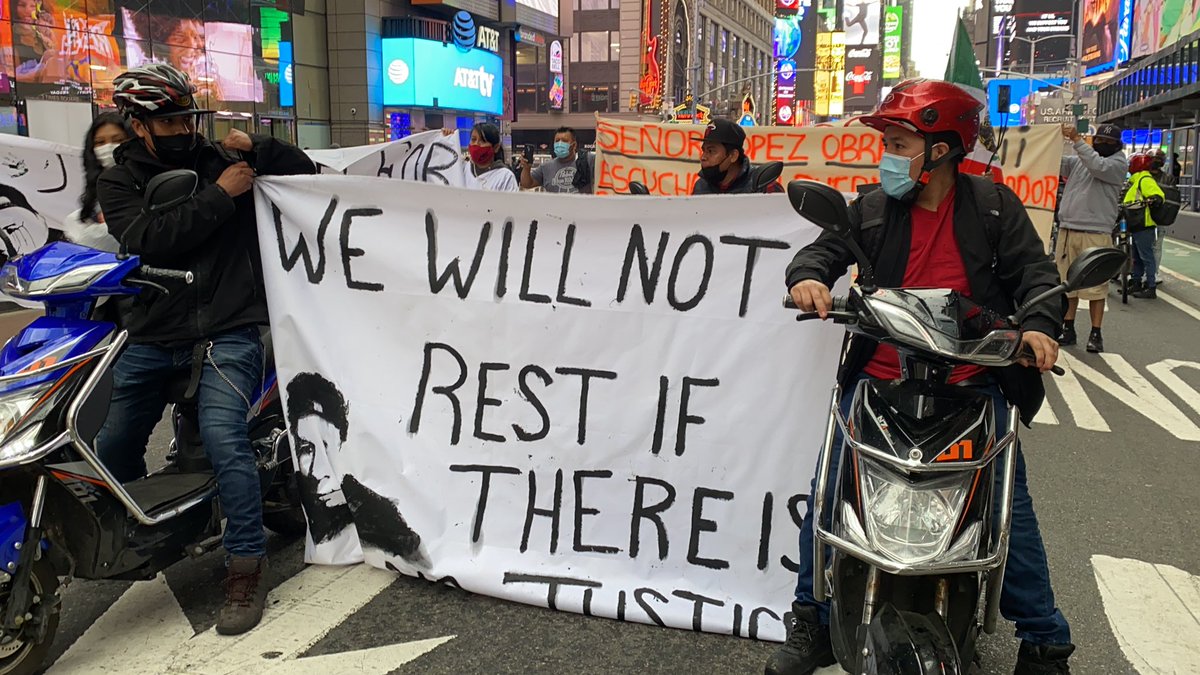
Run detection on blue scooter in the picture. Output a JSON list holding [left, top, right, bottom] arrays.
[[0, 170, 303, 675]]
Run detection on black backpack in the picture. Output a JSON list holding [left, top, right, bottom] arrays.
[[1153, 182, 1182, 227], [571, 150, 592, 192]]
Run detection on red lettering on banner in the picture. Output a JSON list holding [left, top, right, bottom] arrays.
[[820, 132, 882, 165], [1004, 174, 1058, 210], [597, 121, 620, 153]]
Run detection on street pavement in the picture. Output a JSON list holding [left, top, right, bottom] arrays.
[[11, 240, 1200, 674]]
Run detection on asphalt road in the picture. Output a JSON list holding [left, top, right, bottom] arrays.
[[12, 240, 1200, 674]]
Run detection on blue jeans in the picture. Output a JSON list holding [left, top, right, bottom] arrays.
[[793, 374, 1072, 646], [1131, 228, 1158, 288], [95, 326, 266, 559]]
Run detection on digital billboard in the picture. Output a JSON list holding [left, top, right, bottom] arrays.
[[1133, 0, 1200, 57], [1011, 0, 1073, 67], [842, 0, 879, 46], [1081, 0, 1132, 75], [382, 38, 503, 115], [986, 76, 1064, 127], [120, 1, 265, 103], [882, 5, 902, 79], [814, 31, 845, 116], [844, 46, 878, 110]]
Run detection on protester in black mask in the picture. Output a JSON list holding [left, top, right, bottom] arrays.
[[97, 63, 315, 637], [691, 118, 783, 194], [1055, 122, 1127, 354]]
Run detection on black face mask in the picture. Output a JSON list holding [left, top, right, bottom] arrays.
[[1094, 141, 1120, 158], [151, 132, 201, 168]]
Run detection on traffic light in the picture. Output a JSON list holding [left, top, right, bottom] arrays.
[[653, 94, 663, 109]]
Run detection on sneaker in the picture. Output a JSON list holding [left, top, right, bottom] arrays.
[[1127, 278, 1143, 293], [764, 604, 836, 675], [216, 556, 268, 635], [1086, 330, 1104, 354], [1056, 323, 1077, 346], [1014, 641, 1075, 674], [1133, 286, 1157, 299]]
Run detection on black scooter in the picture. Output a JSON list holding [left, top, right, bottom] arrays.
[[784, 180, 1124, 674]]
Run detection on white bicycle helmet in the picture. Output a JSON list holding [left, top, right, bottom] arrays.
[[112, 64, 214, 119]]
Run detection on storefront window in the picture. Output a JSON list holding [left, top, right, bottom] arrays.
[[573, 83, 612, 113]]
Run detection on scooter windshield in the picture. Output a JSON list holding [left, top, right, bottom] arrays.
[[861, 289, 1022, 366]]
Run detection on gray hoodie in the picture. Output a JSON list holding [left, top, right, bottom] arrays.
[[1058, 139, 1128, 234]]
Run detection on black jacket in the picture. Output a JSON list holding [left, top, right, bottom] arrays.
[[691, 157, 783, 195], [784, 175, 1063, 426], [98, 134, 315, 344]]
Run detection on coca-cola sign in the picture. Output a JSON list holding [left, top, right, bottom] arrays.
[[843, 46, 880, 110]]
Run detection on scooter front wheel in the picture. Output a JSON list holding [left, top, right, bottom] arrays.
[[0, 558, 60, 675]]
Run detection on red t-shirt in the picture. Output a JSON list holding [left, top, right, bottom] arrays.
[[863, 186, 989, 384]]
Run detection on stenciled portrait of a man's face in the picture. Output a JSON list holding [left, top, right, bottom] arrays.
[[286, 372, 354, 546], [0, 184, 48, 259]]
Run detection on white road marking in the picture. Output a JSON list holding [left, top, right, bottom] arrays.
[[1146, 360, 1200, 420], [1166, 237, 1200, 253], [50, 574, 193, 673], [1092, 555, 1200, 674], [1033, 397, 1059, 425], [1049, 353, 1111, 433], [1160, 291, 1200, 323], [1054, 352, 1200, 441], [1159, 267, 1200, 289], [49, 565, 454, 675]]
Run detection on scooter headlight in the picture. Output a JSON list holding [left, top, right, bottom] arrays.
[[0, 381, 59, 464], [860, 460, 972, 565]]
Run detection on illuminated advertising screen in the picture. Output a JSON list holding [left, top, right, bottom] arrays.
[[1081, 0, 1132, 75], [1012, 0, 1073, 66], [1133, 0, 1200, 57], [775, 58, 796, 124], [382, 38, 503, 115], [882, 5, 901, 79], [11, 0, 122, 89], [278, 40, 292, 107], [842, 0, 879, 46], [119, 1, 264, 103], [844, 46, 878, 110], [774, 0, 815, 125], [986, 77, 1064, 127], [814, 31, 845, 116]]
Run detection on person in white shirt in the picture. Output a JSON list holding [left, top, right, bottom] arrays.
[[465, 123, 519, 192]]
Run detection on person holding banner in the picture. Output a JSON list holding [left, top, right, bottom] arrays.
[[96, 63, 316, 637], [1056, 123, 1127, 353], [465, 122, 519, 192], [774, 79, 1074, 675], [691, 118, 783, 195]]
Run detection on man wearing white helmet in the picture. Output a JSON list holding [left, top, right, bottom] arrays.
[[96, 63, 315, 635]]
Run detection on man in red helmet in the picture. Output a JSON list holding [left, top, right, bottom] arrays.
[[771, 79, 1073, 674], [96, 64, 315, 636]]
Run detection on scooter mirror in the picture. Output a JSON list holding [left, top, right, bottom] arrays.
[[629, 181, 651, 195], [144, 169, 200, 213], [1064, 246, 1128, 291], [786, 179, 851, 237], [753, 161, 784, 193]]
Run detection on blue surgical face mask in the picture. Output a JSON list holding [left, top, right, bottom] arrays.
[[553, 141, 571, 159], [879, 151, 923, 199]]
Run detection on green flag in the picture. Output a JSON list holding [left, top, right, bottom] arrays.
[[944, 17, 984, 91]]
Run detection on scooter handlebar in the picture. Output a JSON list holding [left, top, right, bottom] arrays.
[[140, 266, 194, 285]]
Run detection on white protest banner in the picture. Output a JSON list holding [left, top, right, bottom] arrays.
[[306, 129, 472, 187], [593, 119, 1063, 249], [0, 133, 85, 255], [255, 178, 846, 641]]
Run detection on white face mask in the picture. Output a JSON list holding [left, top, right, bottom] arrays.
[[94, 143, 119, 170]]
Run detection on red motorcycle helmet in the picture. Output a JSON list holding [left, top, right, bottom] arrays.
[[859, 79, 984, 154], [1128, 152, 1155, 173]]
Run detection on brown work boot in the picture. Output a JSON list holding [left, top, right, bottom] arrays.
[[216, 556, 268, 635]]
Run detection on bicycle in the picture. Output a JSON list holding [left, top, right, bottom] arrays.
[[1111, 217, 1132, 304]]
